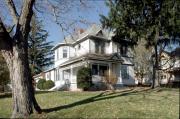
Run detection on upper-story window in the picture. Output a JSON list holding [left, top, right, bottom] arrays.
[[63, 47, 67, 58], [119, 45, 127, 56], [78, 44, 81, 50], [95, 41, 105, 54]]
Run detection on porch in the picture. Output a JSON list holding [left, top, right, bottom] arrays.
[[59, 60, 123, 90]]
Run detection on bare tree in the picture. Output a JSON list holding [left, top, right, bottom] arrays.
[[103, 70, 118, 91], [134, 40, 153, 85]]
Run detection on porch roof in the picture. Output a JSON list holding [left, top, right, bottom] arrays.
[[59, 53, 124, 67]]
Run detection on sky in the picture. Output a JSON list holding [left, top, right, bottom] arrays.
[[29, 0, 108, 45], [41, 1, 109, 45], [0, 0, 109, 45]]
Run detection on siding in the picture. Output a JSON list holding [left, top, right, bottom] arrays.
[[74, 39, 90, 56], [54, 46, 73, 67]]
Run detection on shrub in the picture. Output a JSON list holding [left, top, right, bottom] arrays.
[[44, 80, 55, 89], [77, 67, 92, 90], [37, 79, 55, 90], [37, 79, 46, 90]]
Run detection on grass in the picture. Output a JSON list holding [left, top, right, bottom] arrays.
[[0, 87, 179, 118]]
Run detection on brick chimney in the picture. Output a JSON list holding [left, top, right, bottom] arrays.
[[79, 29, 84, 34]]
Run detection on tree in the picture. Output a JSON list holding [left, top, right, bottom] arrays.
[[0, 0, 98, 117], [29, 16, 53, 75], [77, 67, 92, 91], [0, 0, 41, 117], [103, 70, 118, 91], [100, 0, 180, 89], [134, 40, 153, 84], [141, 0, 180, 88]]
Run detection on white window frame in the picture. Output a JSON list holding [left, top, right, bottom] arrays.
[[63, 47, 68, 58]]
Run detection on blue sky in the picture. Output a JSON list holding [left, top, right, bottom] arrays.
[[41, 1, 109, 45], [0, 0, 108, 45]]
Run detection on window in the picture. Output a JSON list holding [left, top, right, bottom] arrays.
[[55, 69, 58, 81], [101, 42, 105, 54], [95, 41, 105, 54], [95, 41, 99, 53], [78, 44, 81, 50], [99, 65, 108, 76], [63, 48, 67, 58], [92, 64, 98, 75], [119, 45, 127, 56], [161, 75, 166, 79], [92, 64, 108, 76], [121, 65, 129, 79]]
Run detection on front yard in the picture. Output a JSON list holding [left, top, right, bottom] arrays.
[[0, 87, 179, 118]]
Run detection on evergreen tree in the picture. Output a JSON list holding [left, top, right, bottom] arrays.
[[100, 0, 144, 46], [28, 16, 54, 75], [100, 0, 180, 88]]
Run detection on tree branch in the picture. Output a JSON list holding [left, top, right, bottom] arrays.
[[18, 0, 35, 40], [5, 0, 19, 24]]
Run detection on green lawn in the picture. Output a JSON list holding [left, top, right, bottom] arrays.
[[0, 88, 179, 118]]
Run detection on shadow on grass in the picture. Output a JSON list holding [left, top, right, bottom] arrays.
[[42, 88, 151, 113], [0, 91, 54, 99]]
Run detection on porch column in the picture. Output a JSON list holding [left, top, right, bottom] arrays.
[[98, 64, 100, 76], [108, 63, 112, 77], [70, 65, 73, 83], [70, 65, 73, 90], [60, 69, 63, 81]]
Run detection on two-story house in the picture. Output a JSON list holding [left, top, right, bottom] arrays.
[[36, 25, 136, 91], [159, 48, 180, 85]]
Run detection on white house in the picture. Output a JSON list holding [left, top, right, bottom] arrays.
[[36, 25, 136, 91]]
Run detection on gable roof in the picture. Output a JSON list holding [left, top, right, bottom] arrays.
[[161, 47, 180, 58], [171, 47, 180, 57], [52, 24, 113, 50]]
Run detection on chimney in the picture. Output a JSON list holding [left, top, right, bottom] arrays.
[[79, 29, 84, 34], [74, 28, 85, 37]]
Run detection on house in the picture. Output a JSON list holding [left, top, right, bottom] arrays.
[[159, 48, 180, 85], [33, 72, 45, 81], [35, 25, 136, 91]]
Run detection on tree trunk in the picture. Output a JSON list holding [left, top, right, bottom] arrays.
[[2, 45, 41, 118], [151, 45, 159, 89], [29, 76, 42, 113], [0, 0, 40, 117], [10, 46, 33, 118]]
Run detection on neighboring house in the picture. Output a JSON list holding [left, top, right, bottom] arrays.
[[33, 72, 45, 83], [134, 71, 152, 85], [159, 48, 180, 85], [35, 25, 136, 91]]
